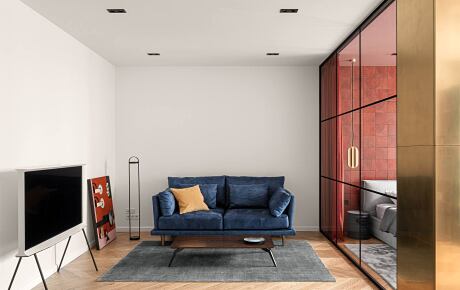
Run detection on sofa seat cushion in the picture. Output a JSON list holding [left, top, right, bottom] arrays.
[[158, 208, 224, 230], [224, 209, 289, 230]]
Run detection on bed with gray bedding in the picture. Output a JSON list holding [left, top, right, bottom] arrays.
[[361, 180, 397, 249]]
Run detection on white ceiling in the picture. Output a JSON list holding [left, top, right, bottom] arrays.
[[21, 0, 383, 66]]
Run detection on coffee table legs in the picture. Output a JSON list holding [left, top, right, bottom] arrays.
[[262, 248, 277, 267], [168, 248, 183, 267]]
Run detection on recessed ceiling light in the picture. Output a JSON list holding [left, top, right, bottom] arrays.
[[147, 53, 160, 56], [107, 9, 126, 13], [280, 9, 298, 14], [266, 53, 280, 56]]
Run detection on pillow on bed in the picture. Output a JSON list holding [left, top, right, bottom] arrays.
[[391, 198, 397, 205], [376, 203, 396, 220]]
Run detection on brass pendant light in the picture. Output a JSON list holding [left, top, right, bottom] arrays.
[[347, 58, 359, 169]]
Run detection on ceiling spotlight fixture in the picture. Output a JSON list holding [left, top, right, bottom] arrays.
[[280, 9, 298, 13], [107, 8, 126, 13], [147, 53, 160, 56], [266, 53, 280, 56]]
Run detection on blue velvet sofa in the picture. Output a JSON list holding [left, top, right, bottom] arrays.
[[151, 176, 295, 242]]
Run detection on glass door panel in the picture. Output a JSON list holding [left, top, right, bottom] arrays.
[[360, 86, 397, 195], [320, 177, 337, 243], [321, 118, 337, 179], [321, 55, 337, 121], [361, 1, 396, 106], [337, 111, 361, 186], [336, 182, 361, 265], [338, 35, 360, 114]]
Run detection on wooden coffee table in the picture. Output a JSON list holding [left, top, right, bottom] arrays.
[[168, 236, 277, 267]]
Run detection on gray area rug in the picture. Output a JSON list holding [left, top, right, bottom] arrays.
[[98, 240, 335, 282], [345, 243, 396, 289]]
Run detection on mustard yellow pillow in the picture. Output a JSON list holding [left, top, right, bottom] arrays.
[[170, 185, 209, 214]]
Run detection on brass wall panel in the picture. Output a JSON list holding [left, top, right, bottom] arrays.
[[397, 146, 435, 290], [435, 2, 460, 289], [436, 146, 460, 289], [399, 0, 460, 289], [435, 0, 460, 145], [397, 0, 435, 147]]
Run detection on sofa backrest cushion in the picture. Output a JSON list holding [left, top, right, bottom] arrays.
[[225, 176, 285, 204], [173, 183, 217, 208], [168, 176, 226, 207], [228, 184, 269, 208]]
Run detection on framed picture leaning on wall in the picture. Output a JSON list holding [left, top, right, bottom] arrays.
[[87, 176, 116, 249]]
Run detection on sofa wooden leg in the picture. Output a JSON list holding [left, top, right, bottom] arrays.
[[161, 235, 165, 246], [282, 236, 285, 246]]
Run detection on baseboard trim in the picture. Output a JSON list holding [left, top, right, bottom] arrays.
[[296, 226, 319, 231], [116, 226, 152, 232], [116, 226, 319, 232]]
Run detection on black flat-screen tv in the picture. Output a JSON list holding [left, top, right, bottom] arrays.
[[18, 165, 84, 256]]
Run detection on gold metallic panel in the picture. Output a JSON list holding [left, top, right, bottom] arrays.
[[398, 1, 460, 289], [397, 0, 435, 147], [435, 2, 460, 289], [397, 146, 435, 290], [436, 146, 460, 289], [435, 0, 460, 145]]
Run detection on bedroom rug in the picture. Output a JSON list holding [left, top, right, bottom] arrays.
[[345, 243, 396, 289], [98, 240, 335, 282]]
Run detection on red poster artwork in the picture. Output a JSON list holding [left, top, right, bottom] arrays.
[[88, 176, 116, 249]]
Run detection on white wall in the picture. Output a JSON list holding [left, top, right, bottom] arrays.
[[0, 0, 115, 289], [115, 66, 319, 231]]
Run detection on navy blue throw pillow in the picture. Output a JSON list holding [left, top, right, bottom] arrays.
[[228, 184, 269, 208], [158, 189, 175, 216], [269, 188, 291, 217], [175, 183, 218, 208]]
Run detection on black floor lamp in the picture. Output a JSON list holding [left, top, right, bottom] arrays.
[[128, 156, 141, 240]]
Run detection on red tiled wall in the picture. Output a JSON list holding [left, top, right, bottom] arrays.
[[361, 98, 397, 181], [360, 66, 397, 181], [339, 66, 396, 210]]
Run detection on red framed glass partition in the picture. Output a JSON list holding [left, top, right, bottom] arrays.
[[319, 1, 396, 289]]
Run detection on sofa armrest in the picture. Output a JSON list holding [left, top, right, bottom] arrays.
[[285, 192, 295, 229], [152, 194, 161, 230]]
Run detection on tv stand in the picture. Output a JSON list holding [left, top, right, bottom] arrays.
[[8, 228, 97, 290]]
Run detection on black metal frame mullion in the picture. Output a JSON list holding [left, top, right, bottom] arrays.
[[321, 94, 397, 123], [321, 176, 397, 200]]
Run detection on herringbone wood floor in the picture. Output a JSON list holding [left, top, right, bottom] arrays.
[[33, 232, 377, 290]]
